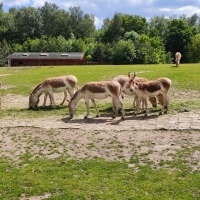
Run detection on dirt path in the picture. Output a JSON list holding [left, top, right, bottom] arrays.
[[0, 93, 200, 171]]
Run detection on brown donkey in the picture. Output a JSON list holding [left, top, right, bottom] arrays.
[[68, 80, 125, 119], [29, 75, 78, 108]]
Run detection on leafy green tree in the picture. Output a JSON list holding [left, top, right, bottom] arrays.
[[0, 39, 11, 66], [136, 35, 166, 64], [102, 13, 124, 43], [69, 6, 95, 39], [188, 33, 200, 62], [112, 39, 136, 64], [148, 16, 169, 39], [90, 42, 113, 64], [122, 14, 147, 34], [39, 3, 60, 37], [12, 7, 42, 43], [165, 19, 196, 62]]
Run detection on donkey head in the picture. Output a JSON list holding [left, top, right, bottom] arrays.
[[29, 92, 39, 109]]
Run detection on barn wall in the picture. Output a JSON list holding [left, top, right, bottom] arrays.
[[10, 58, 86, 66]]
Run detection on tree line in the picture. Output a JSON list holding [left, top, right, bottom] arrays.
[[1, 2, 200, 66]]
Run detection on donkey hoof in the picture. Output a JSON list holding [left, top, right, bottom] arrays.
[[144, 113, 148, 117], [96, 115, 100, 118], [159, 112, 163, 115], [134, 112, 137, 116], [84, 116, 88, 119], [112, 115, 116, 119], [121, 116, 125, 120]]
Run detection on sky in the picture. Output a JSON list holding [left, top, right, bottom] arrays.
[[2, 0, 200, 29]]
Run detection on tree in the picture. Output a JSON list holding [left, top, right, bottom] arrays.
[[188, 33, 200, 62], [39, 3, 60, 37], [165, 19, 196, 62], [69, 6, 95, 39], [0, 39, 11, 66], [112, 39, 136, 64], [122, 14, 147, 34], [101, 13, 124, 43], [136, 35, 166, 64], [12, 7, 42, 43], [92, 42, 106, 64], [148, 16, 169, 39]]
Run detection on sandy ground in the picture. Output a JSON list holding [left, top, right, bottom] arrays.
[[0, 90, 199, 167], [0, 90, 200, 199]]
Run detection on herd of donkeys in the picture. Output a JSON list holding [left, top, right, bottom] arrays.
[[28, 72, 171, 119]]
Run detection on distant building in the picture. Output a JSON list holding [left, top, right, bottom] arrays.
[[7, 52, 86, 66]]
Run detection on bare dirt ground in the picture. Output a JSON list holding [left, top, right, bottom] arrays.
[[0, 91, 200, 172]]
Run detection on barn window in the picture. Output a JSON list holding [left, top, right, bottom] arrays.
[[61, 53, 68, 57], [40, 53, 49, 56]]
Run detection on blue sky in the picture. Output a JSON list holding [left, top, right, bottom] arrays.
[[2, 0, 200, 28]]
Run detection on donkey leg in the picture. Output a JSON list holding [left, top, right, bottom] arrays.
[[60, 91, 67, 105], [164, 94, 169, 114], [117, 100, 125, 119], [144, 98, 148, 116], [84, 98, 90, 119], [160, 93, 167, 115], [43, 93, 48, 107], [91, 99, 100, 117], [48, 92, 56, 107], [134, 96, 141, 115]]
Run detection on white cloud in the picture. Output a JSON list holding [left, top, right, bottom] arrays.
[[32, 0, 46, 8], [3, 0, 31, 7], [159, 5, 200, 16], [94, 16, 103, 29], [2, 0, 200, 29], [177, 6, 200, 14]]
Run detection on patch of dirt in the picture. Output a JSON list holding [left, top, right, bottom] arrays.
[[0, 91, 200, 171]]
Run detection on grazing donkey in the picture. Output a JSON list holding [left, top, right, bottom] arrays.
[[29, 75, 78, 109], [129, 74, 172, 115], [68, 81, 125, 119], [175, 52, 182, 67], [149, 93, 170, 110]]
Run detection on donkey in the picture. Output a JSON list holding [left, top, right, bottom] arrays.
[[29, 75, 78, 109], [175, 52, 182, 67], [129, 74, 171, 115], [68, 80, 125, 119], [113, 72, 161, 110]]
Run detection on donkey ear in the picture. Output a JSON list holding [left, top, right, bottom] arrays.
[[133, 72, 136, 78], [128, 72, 131, 78]]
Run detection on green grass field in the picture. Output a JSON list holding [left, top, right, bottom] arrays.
[[0, 64, 200, 199], [0, 63, 200, 118]]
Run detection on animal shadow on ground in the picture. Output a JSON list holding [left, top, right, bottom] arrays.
[[62, 117, 111, 124], [27, 105, 67, 111], [62, 106, 126, 124], [171, 65, 178, 68]]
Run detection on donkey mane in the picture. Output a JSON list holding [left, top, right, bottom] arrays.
[[32, 82, 42, 94], [71, 90, 79, 101]]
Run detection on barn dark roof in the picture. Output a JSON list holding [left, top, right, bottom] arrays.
[[7, 52, 85, 60]]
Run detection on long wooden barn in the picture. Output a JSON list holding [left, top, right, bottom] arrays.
[[7, 52, 86, 66]]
